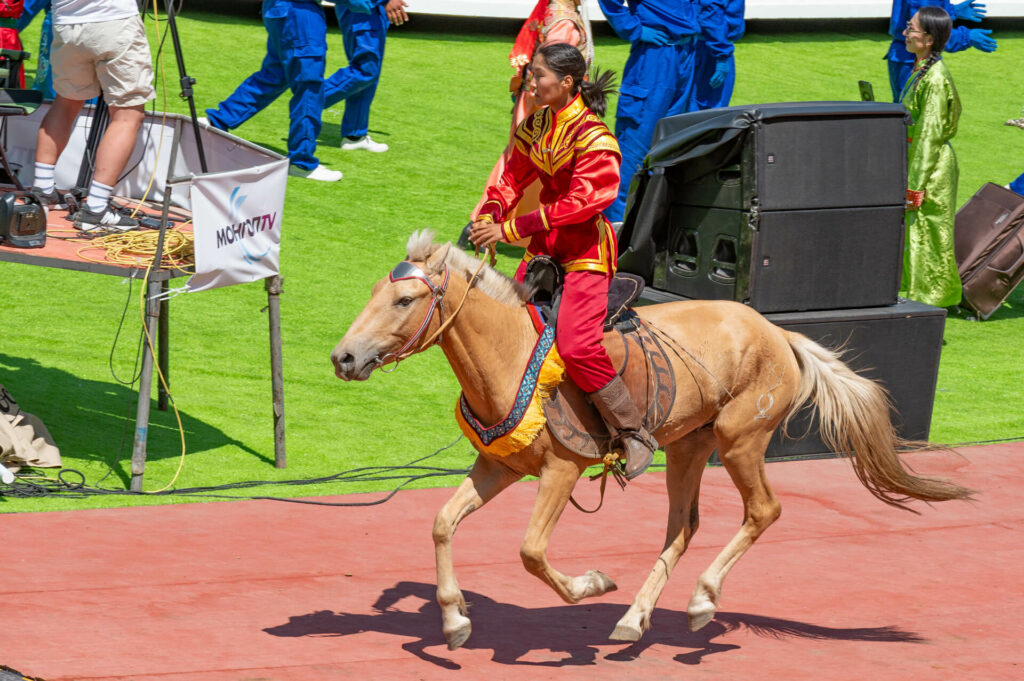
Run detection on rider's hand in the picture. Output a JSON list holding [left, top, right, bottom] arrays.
[[469, 220, 504, 249]]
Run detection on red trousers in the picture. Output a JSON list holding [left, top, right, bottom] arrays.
[[516, 263, 616, 393]]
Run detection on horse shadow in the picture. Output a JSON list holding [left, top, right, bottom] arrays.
[[263, 580, 925, 669]]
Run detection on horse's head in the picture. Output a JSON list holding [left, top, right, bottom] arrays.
[[331, 231, 454, 381]]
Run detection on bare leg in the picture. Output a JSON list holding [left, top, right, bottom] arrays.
[[611, 427, 716, 641], [92, 104, 145, 187], [35, 96, 85, 166], [434, 455, 522, 650], [519, 454, 618, 604], [687, 413, 781, 632]]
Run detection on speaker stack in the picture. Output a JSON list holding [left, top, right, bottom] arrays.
[[627, 102, 948, 459]]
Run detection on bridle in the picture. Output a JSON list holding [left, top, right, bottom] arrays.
[[374, 253, 489, 372], [374, 260, 450, 372]]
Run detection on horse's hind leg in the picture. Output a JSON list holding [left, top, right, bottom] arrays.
[[520, 454, 618, 603], [687, 414, 782, 632], [434, 455, 522, 650], [610, 427, 716, 642]]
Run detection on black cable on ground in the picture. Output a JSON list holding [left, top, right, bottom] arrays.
[[0, 436, 474, 504]]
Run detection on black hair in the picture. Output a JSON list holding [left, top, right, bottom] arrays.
[[917, 5, 953, 54], [905, 6, 952, 90], [534, 42, 617, 118]]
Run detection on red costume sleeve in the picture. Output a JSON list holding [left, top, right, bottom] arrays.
[[477, 141, 539, 224], [501, 149, 620, 242]]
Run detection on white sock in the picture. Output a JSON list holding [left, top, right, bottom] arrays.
[[34, 162, 55, 193], [85, 180, 113, 213]]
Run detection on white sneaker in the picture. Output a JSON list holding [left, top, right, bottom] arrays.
[[288, 164, 342, 182], [197, 116, 209, 126], [340, 135, 389, 153]]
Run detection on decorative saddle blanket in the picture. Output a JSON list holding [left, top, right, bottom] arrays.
[[454, 310, 566, 457], [453, 303, 676, 460]]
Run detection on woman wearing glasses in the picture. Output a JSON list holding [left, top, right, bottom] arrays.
[[900, 6, 963, 308]]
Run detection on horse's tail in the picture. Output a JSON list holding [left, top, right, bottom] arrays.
[[783, 331, 973, 513]]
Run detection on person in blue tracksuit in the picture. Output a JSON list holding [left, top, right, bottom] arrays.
[[205, 0, 341, 181], [691, 0, 743, 111], [886, 0, 994, 103], [17, 0, 54, 99], [323, 0, 407, 152], [598, 0, 727, 224]]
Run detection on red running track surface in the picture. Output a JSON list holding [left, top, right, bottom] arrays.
[[2, 443, 1022, 680]]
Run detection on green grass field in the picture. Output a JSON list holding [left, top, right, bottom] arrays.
[[1, 10, 1022, 512]]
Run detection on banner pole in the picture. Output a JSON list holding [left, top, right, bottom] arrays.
[[266, 275, 286, 468], [129, 117, 183, 490]]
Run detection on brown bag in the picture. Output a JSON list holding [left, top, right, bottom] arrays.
[[954, 183, 1024, 319], [0, 383, 62, 472]]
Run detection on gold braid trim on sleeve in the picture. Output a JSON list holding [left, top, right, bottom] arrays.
[[576, 130, 620, 156]]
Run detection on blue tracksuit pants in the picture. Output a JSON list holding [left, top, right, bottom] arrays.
[[889, 59, 915, 103], [323, 7, 388, 139], [1010, 172, 1024, 196], [205, 2, 327, 170], [606, 40, 696, 223], [691, 39, 736, 110]]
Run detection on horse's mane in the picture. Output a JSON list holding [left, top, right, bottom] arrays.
[[406, 230, 529, 307]]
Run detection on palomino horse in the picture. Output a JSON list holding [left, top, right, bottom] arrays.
[[331, 231, 971, 650]]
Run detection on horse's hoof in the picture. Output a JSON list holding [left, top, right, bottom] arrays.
[[444, 615, 472, 650], [567, 569, 618, 601], [586, 569, 618, 595], [610, 621, 643, 642], [687, 602, 716, 632]]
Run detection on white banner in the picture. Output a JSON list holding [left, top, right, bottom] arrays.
[[186, 159, 289, 293]]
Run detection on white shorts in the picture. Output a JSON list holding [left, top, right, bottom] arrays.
[[51, 16, 156, 108]]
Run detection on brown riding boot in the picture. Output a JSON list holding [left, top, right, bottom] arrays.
[[589, 375, 658, 480]]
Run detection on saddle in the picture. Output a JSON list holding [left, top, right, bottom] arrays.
[[523, 256, 676, 459]]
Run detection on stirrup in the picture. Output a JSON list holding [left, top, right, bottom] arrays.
[[617, 431, 657, 480]]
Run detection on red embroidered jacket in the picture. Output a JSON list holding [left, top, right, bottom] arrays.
[[477, 94, 621, 275]]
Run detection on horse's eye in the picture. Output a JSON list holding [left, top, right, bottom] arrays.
[[396, 296, 414, 308]]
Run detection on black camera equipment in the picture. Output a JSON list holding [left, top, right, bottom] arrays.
[[160, 0, 208, 173], [0, 191, 46, 248]]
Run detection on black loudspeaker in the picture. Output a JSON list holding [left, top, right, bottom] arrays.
[[655, 204, 905, 313], [638, 291, 946, 460], [620, 102, 910, 313], [763, 300, 945, 459], [651, 102, 909, 212]]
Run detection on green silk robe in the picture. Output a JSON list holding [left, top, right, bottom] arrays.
[[900, 57, 963, 308]]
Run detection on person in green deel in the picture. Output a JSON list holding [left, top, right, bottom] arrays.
[[899, 5, 962, 308]]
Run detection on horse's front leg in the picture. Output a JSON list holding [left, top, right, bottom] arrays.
[[434, 455, 522, 650], [520, 454, 618, 603]]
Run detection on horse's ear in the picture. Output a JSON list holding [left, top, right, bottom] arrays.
[[426, 242, 451, 274]]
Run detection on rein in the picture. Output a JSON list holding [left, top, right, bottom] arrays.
[[569, 453, 627, 514]]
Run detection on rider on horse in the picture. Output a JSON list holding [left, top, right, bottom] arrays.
[[468, 42, 657, 479]]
